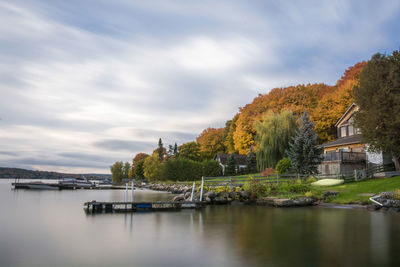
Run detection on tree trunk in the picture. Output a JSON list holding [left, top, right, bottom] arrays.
[[393, 155, 400, 171]]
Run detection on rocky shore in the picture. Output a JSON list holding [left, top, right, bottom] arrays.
[[136, 182, 316, 207], [367, 191, 400, 212]]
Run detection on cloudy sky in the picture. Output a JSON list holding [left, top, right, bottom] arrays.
[[0, 0, 399, 174]]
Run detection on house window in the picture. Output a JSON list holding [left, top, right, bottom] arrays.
[[354, 127, 361, 134], [348, 125, 354, 136], [341, 126, 347, 137]]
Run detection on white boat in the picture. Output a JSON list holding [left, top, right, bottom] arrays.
[[59, 177, 93, 189]]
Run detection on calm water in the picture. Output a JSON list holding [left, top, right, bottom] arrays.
[[1, 179, 399, 267]]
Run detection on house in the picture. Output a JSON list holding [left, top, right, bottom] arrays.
[[318, 103, 392, 175], [214, 153, 247, 175]]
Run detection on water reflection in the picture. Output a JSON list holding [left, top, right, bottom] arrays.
[[1, 180, 400, 267]]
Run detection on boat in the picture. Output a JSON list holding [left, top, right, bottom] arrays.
[[58, 177, 94, 189]]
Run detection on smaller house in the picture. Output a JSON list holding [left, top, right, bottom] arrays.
[[214, 153, 247, 175]]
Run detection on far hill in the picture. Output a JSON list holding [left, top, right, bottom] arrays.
[[0, 167, 111, 180]]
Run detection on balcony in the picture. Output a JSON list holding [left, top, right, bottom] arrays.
[[323, 151, 366, 163]]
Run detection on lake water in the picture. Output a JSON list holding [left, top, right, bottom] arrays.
[[1, 179, 399, 267]]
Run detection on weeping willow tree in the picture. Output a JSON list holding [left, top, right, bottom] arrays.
[[255, 110, 297, 171]]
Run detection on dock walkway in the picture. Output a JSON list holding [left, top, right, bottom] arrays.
[[84, 201, 203, 213]]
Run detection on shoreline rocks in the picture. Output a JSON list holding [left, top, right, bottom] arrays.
[[136, 182, 399, 212]]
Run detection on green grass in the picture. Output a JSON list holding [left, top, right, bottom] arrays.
[[322, 176, 400, 204]]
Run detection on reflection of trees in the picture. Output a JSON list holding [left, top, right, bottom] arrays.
[[200, 206, 394, 267]]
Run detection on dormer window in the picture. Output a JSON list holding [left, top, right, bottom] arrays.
[[348, 125, 354, 136], [340, 126, 347, 137]]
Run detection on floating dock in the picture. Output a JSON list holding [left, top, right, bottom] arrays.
[[12, 182, 125, 190], [84, 201, 203, 213]]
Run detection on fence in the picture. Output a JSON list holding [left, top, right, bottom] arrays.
[[202, 163, 395, 187], [204, 173, 311, 187]]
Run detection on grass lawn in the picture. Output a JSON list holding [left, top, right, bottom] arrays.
[[323, 176, 400, 204]]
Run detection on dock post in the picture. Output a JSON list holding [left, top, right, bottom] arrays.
[[200, 176, 204, 202], [190, 182, 195, 201], [125, 183, 128, 202], [132, 179, 135, 203]]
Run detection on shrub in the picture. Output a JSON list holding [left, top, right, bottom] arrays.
[[163, 159, 222, 181], [306, 176, 317, 184], [276, 157, 291, 174], [394, 189, 400, 200], [305, 191, 313, 198], [279, 181, 310, 193], [214, 186, 231, 194], [243, 178, 269, 198], [202, 160, 223, 177], [261, 168, 275, 176]]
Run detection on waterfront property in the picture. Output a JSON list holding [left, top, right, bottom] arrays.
[[319, 103, 393, 175]]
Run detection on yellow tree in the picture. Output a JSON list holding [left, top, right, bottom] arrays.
[[196, 127, 226, 160]]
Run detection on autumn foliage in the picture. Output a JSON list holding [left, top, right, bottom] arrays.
[[196, 127, 226, 159]]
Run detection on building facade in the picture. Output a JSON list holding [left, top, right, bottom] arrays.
[[318, 103, 391, 175], [214, 153, 247, 175]]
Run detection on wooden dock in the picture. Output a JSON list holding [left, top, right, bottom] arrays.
[[84, 201, 203, 213]]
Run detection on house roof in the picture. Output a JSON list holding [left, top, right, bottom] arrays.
[[214, 153, 248, 165], [322, 134, 363, 148], [335, 103, 357, 127]]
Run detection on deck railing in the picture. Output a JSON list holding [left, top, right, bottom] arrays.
[[323, 151, 366, 162]]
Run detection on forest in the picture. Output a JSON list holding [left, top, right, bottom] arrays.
[[110, 61, 369, 182]]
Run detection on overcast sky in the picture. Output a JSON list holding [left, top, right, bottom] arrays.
[[0, 0, 399, 174]]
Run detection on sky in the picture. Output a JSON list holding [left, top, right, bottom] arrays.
[[0, 0, 399, 174]]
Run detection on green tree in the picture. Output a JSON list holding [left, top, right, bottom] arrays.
[[255, 110, 297, 171], [225, 153, 237, 176], [354, 51, 400, 170], [246, 146, 257, 174], [287, 111, 323, 174], [123, 162, 131, 179], [157, 138, 164, 162], [143, 153, 165, 181], [178, 142, 201, 161], [110, 161, 124, 183]]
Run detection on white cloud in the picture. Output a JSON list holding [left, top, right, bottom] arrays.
[[1, 0, 400, 173]]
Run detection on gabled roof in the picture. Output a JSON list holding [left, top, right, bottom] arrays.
[[214, 153, 248, 165], [322, 134, 363, 148], [335, 103, 357, 127]]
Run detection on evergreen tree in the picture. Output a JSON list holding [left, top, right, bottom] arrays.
[[225, 153, 237, 176], [167, 144, 174, 158], [287, 111, 323, 174], [173, 142, 178, 157], [246, 146, 257, 174], [157, 138, 164, 162]]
